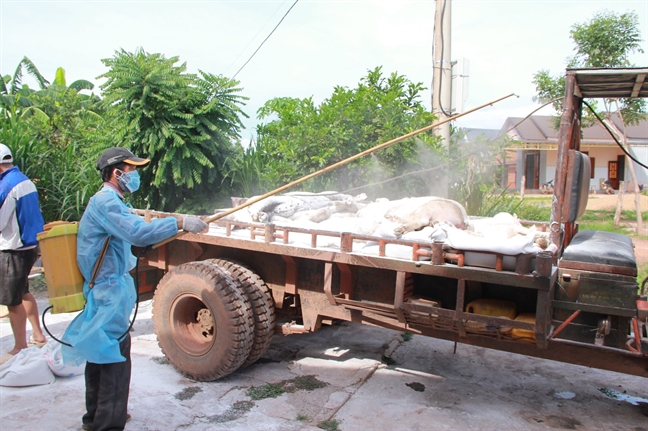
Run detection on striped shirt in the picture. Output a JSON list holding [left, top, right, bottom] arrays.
[[0, 166, 45, 250]]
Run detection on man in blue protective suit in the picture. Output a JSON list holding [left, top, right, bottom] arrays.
[[62, 147, 208, 431]]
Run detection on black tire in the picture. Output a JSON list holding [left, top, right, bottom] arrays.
[[152, 261, 254, 381], [206, 259, 275, 367]]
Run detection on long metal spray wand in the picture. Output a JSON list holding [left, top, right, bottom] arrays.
[[152, 92, 517, 249]]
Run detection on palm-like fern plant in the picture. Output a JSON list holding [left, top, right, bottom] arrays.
[[99, 48, 248, 211]]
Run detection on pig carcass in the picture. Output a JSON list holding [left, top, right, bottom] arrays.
[[382, 197, 469, 233]]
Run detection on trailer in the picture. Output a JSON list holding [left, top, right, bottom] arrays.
[[135, 68, 648, 381]]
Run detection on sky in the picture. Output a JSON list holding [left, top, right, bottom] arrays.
[[2, 0, 647, 144]]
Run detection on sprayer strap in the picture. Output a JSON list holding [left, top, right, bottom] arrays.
[[89, 237, 111, 289]]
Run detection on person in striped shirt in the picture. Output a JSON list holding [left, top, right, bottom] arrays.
[[0, 143, 47, 365]]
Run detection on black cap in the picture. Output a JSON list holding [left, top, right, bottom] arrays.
[[97, 147, 151, 170]]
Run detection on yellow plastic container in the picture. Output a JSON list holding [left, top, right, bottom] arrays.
[[37, 222, 85, 314], [465, 298, 517, 320], [512, 313, 536, 343]]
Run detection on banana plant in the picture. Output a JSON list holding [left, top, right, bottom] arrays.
[[0, 56, 49, 122]]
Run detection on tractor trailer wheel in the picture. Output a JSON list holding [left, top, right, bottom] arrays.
[[206, 259, 276, 367], [152, 261, 254, 381]]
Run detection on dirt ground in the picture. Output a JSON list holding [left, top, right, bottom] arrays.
[[1, 298, 647, 431], [585, 192, 648, 212]]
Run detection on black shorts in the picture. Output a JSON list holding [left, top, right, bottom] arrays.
[[0, 248, 38, 306]]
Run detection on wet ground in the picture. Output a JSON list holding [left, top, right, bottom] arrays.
[[1, 294, 647, 431]]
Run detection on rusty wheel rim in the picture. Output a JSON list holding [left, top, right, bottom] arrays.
[[170, 293, 215, 356]]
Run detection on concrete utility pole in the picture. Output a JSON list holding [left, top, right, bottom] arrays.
[[432, 0, 452, 197]]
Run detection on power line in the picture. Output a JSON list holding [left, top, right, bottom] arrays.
[[224, 1, 289, 76], [232, 0, 299, 80]]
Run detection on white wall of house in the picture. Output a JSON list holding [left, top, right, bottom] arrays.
[[515, 146, 646, 191], [584, 147, 618, 190], [516, 155, 523, 189], [544, 165, 556, 185], [628, 147, 648, 187]]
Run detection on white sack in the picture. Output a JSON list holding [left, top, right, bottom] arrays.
[[360, 244, 417, 260], [43, 342, 85, 377], [443, 224, 543, 255], [372, 220, 404, 239], [401, 224, 448, 242], [0, 347, 56, 387]]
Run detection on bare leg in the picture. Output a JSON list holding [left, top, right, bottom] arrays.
[[23, 292, 46, 343], [7, 303, 28, 355]]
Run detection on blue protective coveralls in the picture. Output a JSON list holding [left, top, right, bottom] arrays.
[[62, 186, 177, 364]]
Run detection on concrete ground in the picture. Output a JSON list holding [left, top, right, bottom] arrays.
[[1, 293, 647, 431]]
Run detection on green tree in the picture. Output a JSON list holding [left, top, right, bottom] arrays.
[[533, 10, 646, 234], [222, 139, 267, 198], [0, 64, 104, 221], [99, 48, 248, 212], [253, 67, 443, 198]]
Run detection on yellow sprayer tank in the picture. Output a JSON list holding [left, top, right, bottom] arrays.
[[37, 221, 85, 314]]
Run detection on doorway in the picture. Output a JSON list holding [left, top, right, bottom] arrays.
[[524, 151, 540, 189], [608, 160, 619, 190]]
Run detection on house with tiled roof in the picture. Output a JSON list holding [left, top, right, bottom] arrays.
[[501, 114, 648, 192]]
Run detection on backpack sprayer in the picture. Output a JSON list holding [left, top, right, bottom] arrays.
[[38, 222, 146, 346], [36, 93, 517, 345]]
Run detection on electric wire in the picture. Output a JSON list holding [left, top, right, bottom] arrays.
[[232, 0, 299, 79], [342, 98, 560, 194], [225, 1, 289, 76], [582, 100, 648, 170]]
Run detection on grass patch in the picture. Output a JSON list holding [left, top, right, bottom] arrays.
[[317, 419, 341, 431], [579, 209, 648, 221], [207, 400, 254, 423], [246, 375, 329, 400], [174, 386, 202, 400], [247, 383, 285, 400], [576, 220, 635, 234], [296, 413, 310, 422], [401, 332, 413, 341], [284, 375, 328, 392], [579, 210, 613, 221], [481, 195, 646, 224]]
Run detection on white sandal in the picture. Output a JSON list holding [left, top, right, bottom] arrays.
[[29, 334, 47, 348]]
